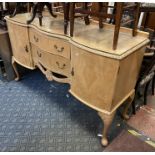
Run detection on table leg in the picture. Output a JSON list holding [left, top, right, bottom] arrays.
[[12, 57, 20, 81], [122, 91, 135, 120], [98, 111, 116, 146]]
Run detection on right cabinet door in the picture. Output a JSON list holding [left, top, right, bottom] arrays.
[[70, 45, 119, 112], [7, 22, 34, 69]]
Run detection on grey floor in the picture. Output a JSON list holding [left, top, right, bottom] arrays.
[[0, 69, 124, 152]]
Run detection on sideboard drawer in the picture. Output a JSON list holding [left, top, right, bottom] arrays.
[[32, 44, 71, 77], [29, 29, 70, 59]]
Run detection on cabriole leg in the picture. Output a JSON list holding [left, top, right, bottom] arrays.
[[122, 91, 135, 120], [12, 57, 20, 81], [98, 111, 116, 146]]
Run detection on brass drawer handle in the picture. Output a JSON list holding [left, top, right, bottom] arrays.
[[37, 50, 42, 57], [34, 35, 39, 42], [56, 61, 66, 69], [54, 45, 64, 53], [24, 45, 29, 53]]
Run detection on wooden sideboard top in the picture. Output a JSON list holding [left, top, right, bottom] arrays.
[[5, 12, 150, 60]]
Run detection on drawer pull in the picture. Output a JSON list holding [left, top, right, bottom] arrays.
[[54, 45, 64, 53], [24, 45, 29, 53], [37, 51, 42, 57], [34, 35, 39, 42], [56, 61, 66, 69]]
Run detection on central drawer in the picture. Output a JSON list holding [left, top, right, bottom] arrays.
[[31, 44, 71, 77], [29, 28, 70, 59]]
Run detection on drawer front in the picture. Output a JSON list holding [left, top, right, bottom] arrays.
[[31, 44, 71, 77], [29, 29, 70, 59]]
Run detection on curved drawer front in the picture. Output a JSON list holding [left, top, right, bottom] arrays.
[[31, 44, 71, 77], [29, 29, 70, 59]]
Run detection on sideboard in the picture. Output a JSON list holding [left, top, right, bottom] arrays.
[[5, 13, 149, 146]]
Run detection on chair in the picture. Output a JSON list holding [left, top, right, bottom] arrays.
[[69, 2, 140, 50], [27, 2, 57, 26], [131, 6, 155, 114], [132, 28, 155, 114], [9, 2, 29, 18]]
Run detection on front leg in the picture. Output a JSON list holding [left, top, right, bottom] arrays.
[[12, 57, 20, 81], [38, 3, 44, 26], [122, 91, 135, 120], [27, 3, 38, 24], [63, 2, 70, 35], [98, 111, 116, 146], [83, 3, 90, 25], [45, 2, 57, 18]]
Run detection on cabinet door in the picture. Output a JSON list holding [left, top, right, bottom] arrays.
[[70, 45, 119, 112], [7, 22, 34, 69]]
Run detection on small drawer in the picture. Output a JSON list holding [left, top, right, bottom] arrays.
[[29, 29, 70, 59], [31, 44, 71, 77], [49, 38, 70, 59], [51, 54, 70, 76]]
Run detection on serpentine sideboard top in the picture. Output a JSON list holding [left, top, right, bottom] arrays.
[[5, 12, 149, 60]]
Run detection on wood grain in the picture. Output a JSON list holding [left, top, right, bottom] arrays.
[[7, 22, 34, 69], [29, 28, 71, 59], [31, 43, 71, 77]]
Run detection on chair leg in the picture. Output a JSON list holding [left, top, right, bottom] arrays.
[[38, 3, 44, 26], [27, 3, 38, 24], [144, 80, 151, 105], [113, 2, 123, 50], [109, 2, 116, 24], [9, 2, 18, 18], [70, 3, 75, 37], [132, 100, 136, 114], [45, 2, 57, 18], [83, 2, 90, 25], [152, 74, 155, 95], [132, 3, 140, 36], [99, 3, 103, 29], [63, 3, 70, 35]]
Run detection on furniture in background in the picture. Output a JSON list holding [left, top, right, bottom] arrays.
[[0, 2, 29, 29], [26, 2, 57, 26], [0, 2, 11, 29], [9, 2, 30, 18], [0, 2, 30, 81], [69, 2, 140, 50], [0, 28, 15, 81], [5, 12, 149, 146], [140, 5, 155, 30], [131, 6, 155, 114]]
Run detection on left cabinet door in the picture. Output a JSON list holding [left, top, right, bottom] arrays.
[[7, 22, 34, 69]]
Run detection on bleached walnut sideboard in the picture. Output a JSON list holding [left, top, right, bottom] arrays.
[[5, 13, 149, 146]]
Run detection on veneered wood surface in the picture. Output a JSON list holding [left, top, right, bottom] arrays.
[[7, 22, 34, 69], [31, 43, 71, 77], [6, 13, 149, 114], [70, 45, 119, 112], [5, 13, 149, 59], [111, 46, 145, 110], [29, 28, 71, 59]]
